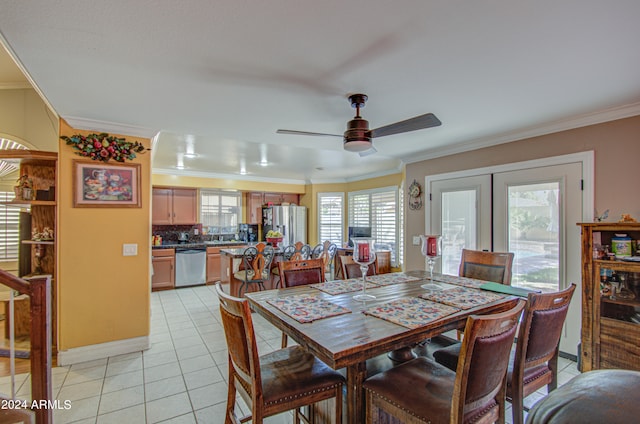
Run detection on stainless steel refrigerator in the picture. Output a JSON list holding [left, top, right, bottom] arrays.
[[262, 205, 306, 247]]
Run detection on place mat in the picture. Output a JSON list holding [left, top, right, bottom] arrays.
[[366, 272, 422, 286], [429, 274, 486, 289], [310, 278, 379, 295], [420, 286, 505, 310], [267, 294, 351, 323], [363, 297, 460, 329]]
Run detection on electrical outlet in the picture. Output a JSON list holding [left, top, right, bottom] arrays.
[[412, 236, 421, 246], [123, 243, 138, 256]]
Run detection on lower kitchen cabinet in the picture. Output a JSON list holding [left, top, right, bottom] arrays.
[[207, 246, 222, 284], [152, 248, 175, 291]]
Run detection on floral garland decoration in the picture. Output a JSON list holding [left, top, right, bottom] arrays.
[[61, 132, 149, 163]]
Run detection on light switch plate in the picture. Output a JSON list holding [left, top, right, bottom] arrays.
[[123, 243, 138, 256], [412, 236, 421, 246]]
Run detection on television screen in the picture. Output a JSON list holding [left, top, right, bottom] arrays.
[[348, 226, 372, 246]]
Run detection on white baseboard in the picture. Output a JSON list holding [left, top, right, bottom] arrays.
[[57, 336, 150, 366]]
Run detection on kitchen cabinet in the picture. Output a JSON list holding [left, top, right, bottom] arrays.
[[246, 192, 300, 224], [206, 246, 222, 284], [152, 187, 197, 225], [152, 248, 175, 291], [579, 222, 640, 372]]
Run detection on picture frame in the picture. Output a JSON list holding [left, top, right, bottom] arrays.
[[73, 160, 141, 208]]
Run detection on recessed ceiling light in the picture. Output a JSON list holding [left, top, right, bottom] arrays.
[[183, 153, 198, 158], [259, 160, 269, 167]]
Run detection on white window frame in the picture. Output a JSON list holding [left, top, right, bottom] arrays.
[[200, 190, 241, 235], [317, 192, 344, 246], [348, 186, 400, 266]]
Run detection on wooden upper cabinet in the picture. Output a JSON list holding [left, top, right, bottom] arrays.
[[247, 192, 263, 224], [172, 188, 197, 224], [152, 187, 197, 225], [246, 192, 300, 224]]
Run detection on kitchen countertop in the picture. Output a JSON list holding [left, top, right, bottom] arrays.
[[152, 241, 249, 250]]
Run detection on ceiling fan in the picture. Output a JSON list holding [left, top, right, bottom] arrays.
[[277, 94, 441, 156]]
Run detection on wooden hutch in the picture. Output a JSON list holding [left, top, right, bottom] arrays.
[[579, 222, 640, 372], [0, 150, 57, 347]]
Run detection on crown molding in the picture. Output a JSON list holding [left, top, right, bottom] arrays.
[[403, 102, 640, 164], [64, 116, 159, 139], [152, 167, 308, 186]]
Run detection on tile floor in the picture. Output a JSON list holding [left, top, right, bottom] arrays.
[[0, 284, 582, 423]]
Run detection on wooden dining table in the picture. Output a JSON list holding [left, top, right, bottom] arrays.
[[245, 271, 519, 424]]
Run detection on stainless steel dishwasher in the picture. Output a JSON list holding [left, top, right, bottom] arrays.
[[175, 248, 207, 287]]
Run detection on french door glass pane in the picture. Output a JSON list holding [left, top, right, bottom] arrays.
[[441, 190, 477, 275], [508, 182, 560, 292]]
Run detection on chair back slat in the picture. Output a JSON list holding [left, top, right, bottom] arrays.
[[279, 259, 325, 288], [453, 299, 525, 422], [341, 255, 376, 278], [215, 283, 261, 400], [459, 249, 514, 285]]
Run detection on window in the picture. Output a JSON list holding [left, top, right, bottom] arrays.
[[200, 190, 241, 235], [317, 193, 344, 246], [348, 186, 399, 266], [0, 191, 19, 261]]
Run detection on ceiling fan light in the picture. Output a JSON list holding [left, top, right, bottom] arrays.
[[343, 139, 372, 152]]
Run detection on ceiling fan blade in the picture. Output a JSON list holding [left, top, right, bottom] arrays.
[[277, 129, 342, 137], [370, 113, 441, 139], [358, 146, 378, 157]]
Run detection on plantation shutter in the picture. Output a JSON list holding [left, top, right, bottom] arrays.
[[0, 191, 19, 261], [318, 193, 343, 246]]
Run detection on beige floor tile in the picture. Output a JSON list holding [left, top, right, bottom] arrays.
[[98, 384, 144, 415], [144, 362, 183, 384], [53, 395, 100, 423], [145, 375, 186, 402], [97, 404, 145, 424], [145, 391, 193, 423]]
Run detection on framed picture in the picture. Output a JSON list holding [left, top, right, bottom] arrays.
[[73, 160, 141, 208]]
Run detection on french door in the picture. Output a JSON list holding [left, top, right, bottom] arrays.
[[427, 154, 591, 355]]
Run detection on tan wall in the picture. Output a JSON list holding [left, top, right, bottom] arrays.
[[57, 120, 151, 350], [404, 115, 640, 271], [0, 88, 59, 150]]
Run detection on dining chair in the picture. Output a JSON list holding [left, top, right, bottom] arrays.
[[278, 258, 326, 348], [312, 240, 338, 279], [459, 248, 515, 285], [215, 283, 345, 424], [433, 284, 576, 424], [272, 241, 312, 288], [233, 243, 274, 297], [456, 248, 515, 339], [363, 299, 525, 424], [341, 254, 377, 279]]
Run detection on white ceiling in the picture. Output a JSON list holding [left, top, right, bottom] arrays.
[[1, 1, 640, 184]]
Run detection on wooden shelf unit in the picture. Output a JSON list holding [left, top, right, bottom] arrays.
[[579, 222, 640, 372], [0, 150, 58, 354]]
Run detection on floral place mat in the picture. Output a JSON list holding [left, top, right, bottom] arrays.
[[310, 278, 379, 295], [363, 297, 460, 329], [267, 294, 352, 323], [429, 274, 486, 289], [419, 286, 506, 310], [366, 272, 422, 286]]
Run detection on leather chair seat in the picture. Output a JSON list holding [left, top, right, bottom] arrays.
[[363, 357, 498, 424], [526, 369, 640, 424], [260, 346, 345, 407]]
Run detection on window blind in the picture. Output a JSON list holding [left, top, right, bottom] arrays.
[[318, 193, 344, 246], [348, 187, 400, 266], [0, 191, 19, 261]]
